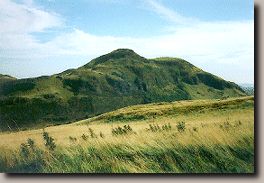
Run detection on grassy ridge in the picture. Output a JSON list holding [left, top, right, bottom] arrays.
[[0, 96, 254, 173], [78, 96, 253, 123]]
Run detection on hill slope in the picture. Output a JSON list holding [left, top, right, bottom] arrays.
[[0, 96, 254, 173], [0, 74, 16, 84], [0, 49, 246, 131]]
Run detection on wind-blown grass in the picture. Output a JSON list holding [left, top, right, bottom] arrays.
[[0, 96, 254, 173]]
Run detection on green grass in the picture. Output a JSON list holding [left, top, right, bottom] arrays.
[[0, 137, 253, 173], [0, 96, 254, 173], [79, 96, 253, 123], [0, 49, 246, 130]]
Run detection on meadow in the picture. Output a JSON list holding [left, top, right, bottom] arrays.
[[0, 96, 254, 173]]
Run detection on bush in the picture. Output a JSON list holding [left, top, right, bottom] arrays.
[[99, 132, 105, 138], [147, 123, 171, 132], [27, 138, 35, 149], [88, 128, 97, 138], [124, 125, 133, 132], [193, 127, 198, 132], [177, 121, 186, 132], [43, 131, 56, 151], [162, 123, 172, 131], [69, 136, 77, 143], [148, 124, 160, 132], [20, 138, 36, 158], [20, 143, 30, 158], [81, 134, 88, 141], [112, 125, 134, 136]]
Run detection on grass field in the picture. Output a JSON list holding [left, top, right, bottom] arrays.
[[0, 96, 254, 173]]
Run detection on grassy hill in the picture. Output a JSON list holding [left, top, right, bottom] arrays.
[[240, 84, 254, 96], [0, 49, 246, 131], [0, 74, 16, 84], [0, 96, 254, 173]]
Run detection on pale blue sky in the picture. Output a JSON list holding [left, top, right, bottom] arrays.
[[0, 0, 254, 83]]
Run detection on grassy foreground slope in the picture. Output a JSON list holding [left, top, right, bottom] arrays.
[[0, 49, 246, 130], [0, 96, 254, 173]]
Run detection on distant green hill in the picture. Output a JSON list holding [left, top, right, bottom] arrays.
[[239, 84, 254, 96], [0, 74, 16, 82], [0, 49, 246, 131]]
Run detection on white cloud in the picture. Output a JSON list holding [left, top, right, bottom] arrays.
[[42, 21, 253, 65], [0, 0, 62, 33], [0, 0, 63, 58], [143, 0, 198, 24], [0, 0, 254, 83]]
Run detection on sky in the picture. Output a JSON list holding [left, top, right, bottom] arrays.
[[0, 0, 254, 84]]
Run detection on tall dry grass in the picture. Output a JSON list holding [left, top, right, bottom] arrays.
[[0, 96, 254, 173]]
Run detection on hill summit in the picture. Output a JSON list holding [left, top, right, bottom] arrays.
[[85, 49, 146, 67], [0, 49, 246, 130]]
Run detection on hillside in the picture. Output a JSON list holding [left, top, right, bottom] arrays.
[[77, 96, 253, 124], [240, 84, 254, 96], [0, 96, 254, 173], [0, 74, 16, 83], [0, 49, 246, 131]]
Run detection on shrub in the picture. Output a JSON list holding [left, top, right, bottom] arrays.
[[148, 124, 160, 132], [147, 123, 171, 132], [43, 131, 56, 151], [162, 123, 172, 131], [81, 134, 88, 141], [88, 128, 97, 138], [124, 125, 133, 132], [177, 121, 186, 132], [20, 143, 30, 158], [99, 132, 105, 138], [193, 127, 198, 132], [112, 125, 134, 136], [20, 138, 36, 158], [69, 136, 77, 143], [27, 138, 35, 149]]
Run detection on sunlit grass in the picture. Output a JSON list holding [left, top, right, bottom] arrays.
[[0, 96, 254, 173]]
